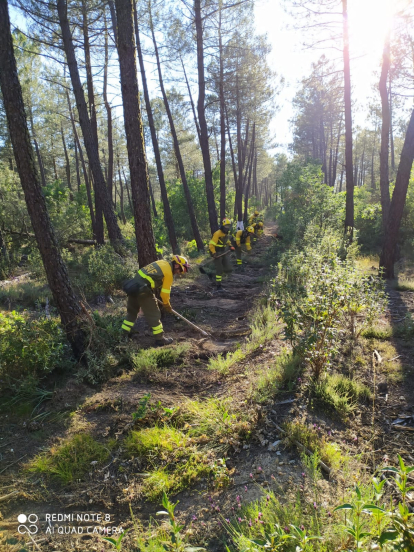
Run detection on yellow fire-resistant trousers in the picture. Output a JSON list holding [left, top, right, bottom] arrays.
[[121, 288, 164, 338]]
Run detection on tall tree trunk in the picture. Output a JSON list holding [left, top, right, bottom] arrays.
[[379, 32, 391, 232], [74, 137, 81, 191], [51, 137, 58, 181], [148, 1, 204, 251], [389, 75, 395, 172], [66, 89, 96, 231], [243, 123, 255, 224], [0, 0, 86, 358], [57, 0, 123, 250], [28, 106, 46, 187], [328, 120, 333, 186], [114, 0, 157, 266], [108, 0, 118, 46], [134, 3, 179, 254], [321, 117, 328, 184], [81, 0, 104, 244], [332, 118, 342, 187], [194, 0, 218, 233], [180, 55, 201, 143], [117, 156, 126, 224], [225, 104, 238, 198], [380, 108, 414, 278], [342, 0, 354, 231], [60, 122, 73, 198], [218, 0, 226, 220], [103, 14, 114, 208], [122, 168, 134, 214]]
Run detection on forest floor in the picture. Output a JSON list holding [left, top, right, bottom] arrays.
[[0, 225, 414, 552]]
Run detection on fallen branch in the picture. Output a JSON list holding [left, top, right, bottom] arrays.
[[392, 425, 414, 432], [0, 490, 19, 503], [270, 421, 331, 476], [4, 229, 96, 246], [0, 453, 27, 475]]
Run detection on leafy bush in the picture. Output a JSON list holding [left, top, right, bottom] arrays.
[[0, 311, 71, 392], [271, 226, 386, 378]]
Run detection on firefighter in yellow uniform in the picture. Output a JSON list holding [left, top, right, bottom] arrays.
[[121, 255, 190, 346], [248, 210, 260, 227], [233, 225, 255, 270], [209, 218, 234, 291], [257, 221, 264, 237]]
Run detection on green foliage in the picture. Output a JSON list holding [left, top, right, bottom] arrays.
[[253, 350, 302, 403], [276, 161, 344, 244], [131, 344, 190, 375], [27, 433, 110, 484], [0, 280, 53, 308], [309, 373, 371, 419], [271, 225, 386, 378], [0, 311, 71, 392]]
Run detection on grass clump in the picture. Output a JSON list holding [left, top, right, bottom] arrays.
[[208, 305, 281, 375], [131, 343, 190, 375], [125, 426, 188, 458], [310, 373, 371, 419], [253, 350, 301, 403], [27, 433, 110, 484]]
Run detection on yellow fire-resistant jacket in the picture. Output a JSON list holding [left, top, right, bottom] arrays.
[[137, 260, 173, 307], [209, 229, 231, 255], [235, 230, 252, 251]]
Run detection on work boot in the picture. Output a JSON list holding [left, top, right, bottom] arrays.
[[155, 335, 174, 347]]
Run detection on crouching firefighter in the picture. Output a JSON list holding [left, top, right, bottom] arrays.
[[233, 225, 255, 269], [209, 217, 234, 291], [121, 255, 190, 347]]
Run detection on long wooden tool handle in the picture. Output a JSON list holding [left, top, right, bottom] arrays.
[[201, 248, 233, 267], [156, 299, 210, 337]]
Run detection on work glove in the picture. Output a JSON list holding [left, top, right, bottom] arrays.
[[230, 246, 235, 251], [163, 303, 173, 314], [275, 234, 284, 240]]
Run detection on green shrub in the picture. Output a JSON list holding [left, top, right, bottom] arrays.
[[131, 344, 190, 375], [0, 311, 71, 392], [310, 373, 371, 419]]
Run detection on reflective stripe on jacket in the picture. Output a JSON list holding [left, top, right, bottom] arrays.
[[136, 260, 173, 306], [209, 229, 230, 255]]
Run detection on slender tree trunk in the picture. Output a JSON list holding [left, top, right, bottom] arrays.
[[194, 0, 218, 233], [0, 1, 86, 358], [389, 75, 395, 172], [81, 0, 104, 245], [332, 118, 342, 186], [108, 0, 118, 46], [60, 122, 73, 198], [117, 157, 126, 224], [225, 104, 238, 196], [321, 117, 328, 184], [339, 167, 344, 192], [122, 168, 134, 214], [218, 0, 226, 220], [180, 55, 201, 143], [328, 120, 333, 186], [74, 138, 81, 191], [342, 0, 354, 230], [66, 90, 96, 231], [103, 14, 114, 208], [243, 123, 255, 224], [379, 32, 391, 232], [149, 1, 204, 250], [51, 137, 58, 180], [380, 108, 414, 278], [134, 3, 179, 254], [57, 0, 123, 249], [28, 106, 46, 187], [114, 0, 157, 266]]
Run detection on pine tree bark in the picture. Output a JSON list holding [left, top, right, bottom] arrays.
[[218, 1, 226, 221], [380, 108, 414, 278], [114, 0, 157, 266], [389, 75, 395, 172], [134, 4, 179, 254], [66, 89, 96, 231], [28, 105, 46, 187], [57, 0, 123, 250], [148, 1, 204, 251], [103, 15, 114, 208], [379, 32, 391, 232], [117, 157, 126, 224], [194, 0, 218, 233], [81, 0, 104, 244], [342, 0, 354, 231], [0, 0, 86, 358], [180, 55, 201, 143], [74, 138, 81, 191], [60, 122, 73, 198], [122, 168, 134, 214]]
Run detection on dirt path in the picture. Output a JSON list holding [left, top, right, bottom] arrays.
[[0, 223, 285, 550]]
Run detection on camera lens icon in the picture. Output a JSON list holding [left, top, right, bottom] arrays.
[[18, 513, 38, 535]]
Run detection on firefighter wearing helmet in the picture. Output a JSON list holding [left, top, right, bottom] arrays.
[[208, 217, 234, 291], [232, 225, 255, 270], [121, 255, 190, 346]]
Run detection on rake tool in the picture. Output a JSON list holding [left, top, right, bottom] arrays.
[[198, 249, 234, 279], [156, 298, 210, 337]]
